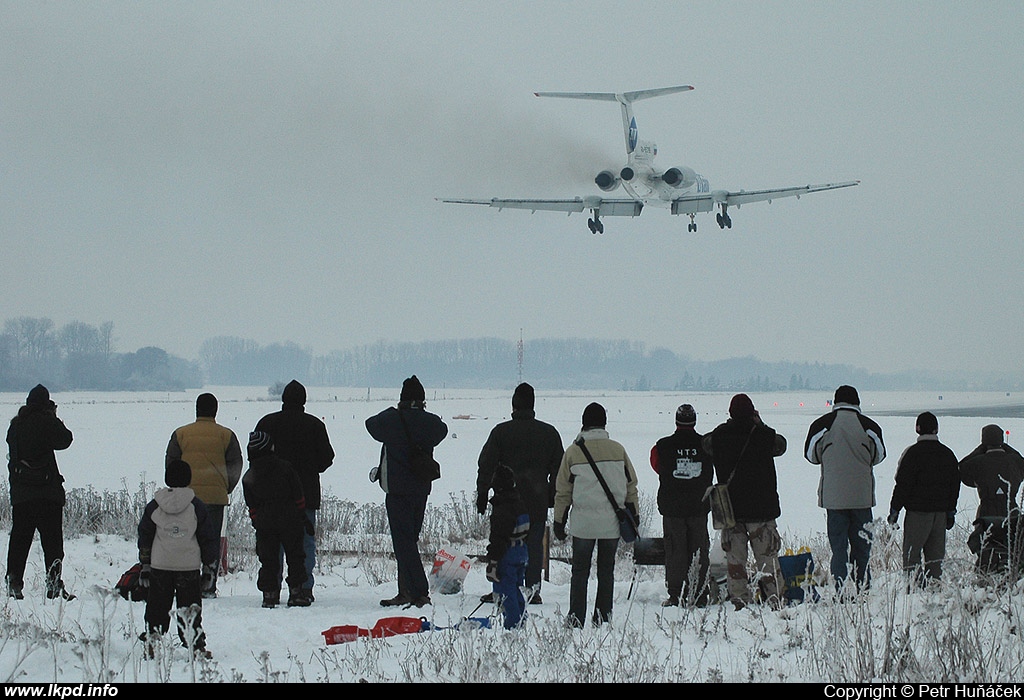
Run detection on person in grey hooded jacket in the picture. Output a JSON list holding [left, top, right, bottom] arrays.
[[804, 385, 886, 594]]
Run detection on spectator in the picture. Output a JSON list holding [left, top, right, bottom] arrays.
[[887, 412, 960, 586], [165, 392, 243, 598], [958, 424, 1024, 575], [5, 384, 75, 601], [137, 460, 218, 659], [366, 376, 449, 608], [476, 382, 564, 604], [650, 403, 713, 607], [553, 402, 639, 628], [804, 385, 886, 594], [482, 465, 531, 629], [255, 380, 335, 602], [702, 394, 787, 610], [241, 430, 310, 608]]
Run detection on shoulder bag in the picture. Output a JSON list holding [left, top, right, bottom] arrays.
[[703, 425, 756, 530], [574, 436, 639, 543]]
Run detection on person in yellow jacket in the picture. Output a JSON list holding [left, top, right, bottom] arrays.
[[165, 393, 243, 598]]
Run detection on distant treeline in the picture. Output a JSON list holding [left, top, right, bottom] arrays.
[[3, 317, 1021, 393]]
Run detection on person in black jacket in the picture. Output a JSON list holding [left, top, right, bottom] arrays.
[[476, 383, 563, 604], [702, 394, 787, 610], [255, 380, 334, 602], [887, 412, 960, 586], [241, 431, 310, 608], [5, 384, 75, 601], [483, 464, 530, 629], [366, 376, 448, 608], [650, 403, 713, 607]]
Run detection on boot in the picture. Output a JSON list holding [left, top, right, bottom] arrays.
[[287, 586, 312, 607], [45, 561, 76, 600], [6, 577, 24, 600], [262, 591, 280, 608]]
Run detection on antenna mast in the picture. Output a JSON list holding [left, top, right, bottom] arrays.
[[517, 329, 524, 385]]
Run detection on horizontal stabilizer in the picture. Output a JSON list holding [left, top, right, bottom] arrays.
[[534, 85, 693, 104]]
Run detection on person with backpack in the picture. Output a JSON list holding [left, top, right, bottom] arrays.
[[137, 459, 219, 658]]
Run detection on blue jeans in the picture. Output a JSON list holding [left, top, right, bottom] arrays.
[[493, 542, 529, 629], [569, 537, 618, 626], [827, 509, 873, 591]]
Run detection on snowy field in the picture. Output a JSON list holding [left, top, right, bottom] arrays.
[[2, 386, 1023, 684]]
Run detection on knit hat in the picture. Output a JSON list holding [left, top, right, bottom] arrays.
[[834, 385, 860, 406], [282, 380, 306, 406], [582, 402, 606, 429], [675, 404, 697, 427], [982, 424, 1004, 447], [196, 392, 218, 417], [400, 375, 425, 402], [729, 393, 756, 419], [248, 430, 273, 456], [27, 384, 50, 406], [165, 459, 192, 488], [512, 382, 535, 411], [916, 411, 938, 435], [491, 464, 517, 494]]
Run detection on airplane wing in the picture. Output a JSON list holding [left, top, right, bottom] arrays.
[[439, 197, 644, 217], [670, 181, 859, 215]]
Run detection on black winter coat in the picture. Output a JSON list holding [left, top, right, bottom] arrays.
[[476, 410, 564, 516], [702, 417, 787, 522], [6, 403, 73, 506], [255, 401, 334, 511], [651, 427, 713, 518], [242, 454, 307, 532], [365, 404, 448, 497], [890, 436, 960, 514]]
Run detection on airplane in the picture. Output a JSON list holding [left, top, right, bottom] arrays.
[[440, 85, 859, 233]]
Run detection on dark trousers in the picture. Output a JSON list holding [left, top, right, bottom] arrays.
[[258, 524, 307, 593], [145, 568, 205, 650], [827, 508, 873, 591], [525, 510, 546, 590], [386, 493, 429, 598], [569, 537, 618, 626], [204, 504, 224, 594], [6, 500, 65, 588], [663, 514, 710, 603], [902, 511, 946, 584]]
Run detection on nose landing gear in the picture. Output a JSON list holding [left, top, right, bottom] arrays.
[[687, 214, 697, 232]]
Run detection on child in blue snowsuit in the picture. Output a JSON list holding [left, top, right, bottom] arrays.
[[483, 465, 530, 629]]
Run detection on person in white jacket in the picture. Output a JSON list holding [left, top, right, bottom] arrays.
[[553, 402, 639, 628]]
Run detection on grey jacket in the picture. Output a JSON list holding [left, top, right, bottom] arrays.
[[804, 403, 886, 509]]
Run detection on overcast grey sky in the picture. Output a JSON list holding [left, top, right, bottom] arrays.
[[3, 2, 1022, 376]]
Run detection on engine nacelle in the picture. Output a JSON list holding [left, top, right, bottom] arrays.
[[594, 170, 620, 192], [661, 166, 697, 189]]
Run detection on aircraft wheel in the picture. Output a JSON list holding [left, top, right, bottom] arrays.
[[588, 218, 596, 234], [725, 216, 732, 229], [716, 213, 724, 229], [596, 220, 605, 234]]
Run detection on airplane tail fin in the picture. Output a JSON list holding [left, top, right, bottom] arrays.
[[534, 85, 694, 155]]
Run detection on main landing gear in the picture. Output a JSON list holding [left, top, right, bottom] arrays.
[[716, 203, 732, 229], [687, 214, 697, 232], [587, 211, 604, 234]]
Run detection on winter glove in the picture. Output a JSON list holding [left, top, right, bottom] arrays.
[[485, 560, 500, 583], [553, 521, 567, 541], [201, 564, 216, 591], [887, 509, 900, 526], [946, 511, 956, 531], [476, 490, 489, 515], [139, 564, 151, 590]]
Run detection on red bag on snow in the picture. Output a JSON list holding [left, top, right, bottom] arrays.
[[322, 617, 427, 645]]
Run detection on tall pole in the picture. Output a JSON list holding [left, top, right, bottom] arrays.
[[517, 329, 523, 385]]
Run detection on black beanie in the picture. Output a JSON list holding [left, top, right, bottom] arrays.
[[982, 424, 1004, 447], [582, 402, 606, 429], [916, 411, 938, 435], [512, 383, 535, 411], [729, 393, 755, 419], [248, 430, 273, 456], [27, 384, 50, 406], [401, 375, 425, 402], [491, 464, 517, 493], [196, 392, 218, 417], [282, 380, 306, 406], [165, 459, 192, 488], [675, 404, 697, 427], [834, 385, 860, 406]]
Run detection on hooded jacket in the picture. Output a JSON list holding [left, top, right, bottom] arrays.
[[365, 403, 448, 497], [804, 403, 886, 509], [553, 428, 639, 539], [958, 444, 1024, 520], [255, 381, 335, 510], [138, 487, 219, 571]]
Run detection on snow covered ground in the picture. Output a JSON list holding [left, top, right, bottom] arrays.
[[2, 386, 1023, 683]]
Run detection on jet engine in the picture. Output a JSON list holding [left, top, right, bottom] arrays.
[[661, 166, 697, 189], [594, 170, 620, 192]]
